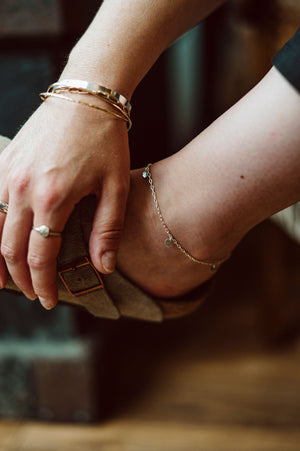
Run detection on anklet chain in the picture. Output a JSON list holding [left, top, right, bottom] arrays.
[[142, 163, 228, 273]]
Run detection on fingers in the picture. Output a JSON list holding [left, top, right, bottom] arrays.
[[1, 202, 35, 299], [28, 224, 62, 310], [0, 169, 38, 300], [0, 180, 69, 309], [1, 194, 65, 307], [89, 179, 129, 274], [28, 192, 71, 310]]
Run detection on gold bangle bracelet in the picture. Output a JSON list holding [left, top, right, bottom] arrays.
[[40, 92, 132, 130], [50, 87, 132, 128], [48, 79, 132, 114], [51, 87, 130, 117]]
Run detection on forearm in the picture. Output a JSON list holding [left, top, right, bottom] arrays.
[[61, 0, 225, 98]]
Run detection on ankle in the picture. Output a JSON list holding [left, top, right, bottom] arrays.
[[118, 168, 215, 299], [148, 160, 239, 266]]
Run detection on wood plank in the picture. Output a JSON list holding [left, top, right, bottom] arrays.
[[127, 349, 300, 426], [1, 420, 300, 451]]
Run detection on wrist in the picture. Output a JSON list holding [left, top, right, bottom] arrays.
[[61, 50, 137, 101]]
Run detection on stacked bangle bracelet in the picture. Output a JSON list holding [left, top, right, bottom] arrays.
[[48, 80, 131, 114], [40, 79, 132, 131]]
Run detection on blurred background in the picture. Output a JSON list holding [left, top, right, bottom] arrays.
[[0, 1, 299, 449]]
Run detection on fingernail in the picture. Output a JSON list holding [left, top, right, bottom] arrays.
[[24, 292, 37, 301], [39, 297, 54, 310], [101, 250, 117, 273]]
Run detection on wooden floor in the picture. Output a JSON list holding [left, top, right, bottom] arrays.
[[1, 418, 300, 451], [1, 341, 300, 450], [1, 223, 300, 450]]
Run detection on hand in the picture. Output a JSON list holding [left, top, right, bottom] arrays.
[[0, 97, 130, 309]]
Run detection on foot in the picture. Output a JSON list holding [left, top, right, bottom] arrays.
[[117, 160, 238, 299]]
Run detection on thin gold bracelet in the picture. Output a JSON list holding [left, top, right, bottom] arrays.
[[48, 79, 132, 114], [50, 86, 131, 116], [49, 87, 132, 130], [40, 92, 132, 130]]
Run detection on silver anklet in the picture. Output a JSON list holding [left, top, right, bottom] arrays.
[[142, 163, 228, 273]]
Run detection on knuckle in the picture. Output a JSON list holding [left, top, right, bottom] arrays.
[[97, 225, 123, 244], [27, 252, 55, 270], [102, 175, 129, 201], [114, 181, 128, 197], [9, 170, 31, 198], [95, 206, 125, 245], [111, 176, 129, 197], [34, 187, 62, 212], [1, 243, 19, 265]]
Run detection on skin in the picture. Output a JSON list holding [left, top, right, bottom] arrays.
[[117, 67, 300, 298], [1, 1, 299, 309], [0, 0, 225, 309]]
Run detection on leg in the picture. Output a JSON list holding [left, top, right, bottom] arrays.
[[118, 67, 300, 298]]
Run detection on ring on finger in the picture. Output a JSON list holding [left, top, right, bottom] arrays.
[[32, 225, 61, 238], [0, 200, 8, 214]]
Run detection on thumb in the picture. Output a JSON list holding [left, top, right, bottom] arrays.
[[89, 183, 128, 274]]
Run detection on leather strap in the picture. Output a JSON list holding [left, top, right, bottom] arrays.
[[56, 196, 121, 320]]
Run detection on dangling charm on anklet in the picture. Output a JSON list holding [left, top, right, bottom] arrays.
[[142, 167, 150, 178], [165, 236, 173, 247]]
